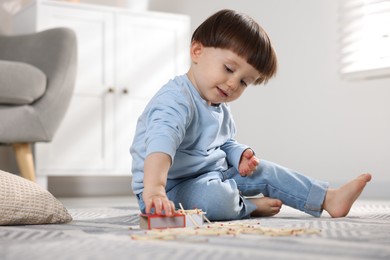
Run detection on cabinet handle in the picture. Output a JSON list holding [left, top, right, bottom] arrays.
[[107, 87, 115, 93], [122, 88, 129, 94]]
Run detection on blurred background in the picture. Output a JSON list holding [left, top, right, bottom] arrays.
[[1, 0, 389, 198]]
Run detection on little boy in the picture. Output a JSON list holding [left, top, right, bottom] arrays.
[[130, 9, 371, 220]]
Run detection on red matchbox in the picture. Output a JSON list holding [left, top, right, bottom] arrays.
[[139, 213, 186, 229]]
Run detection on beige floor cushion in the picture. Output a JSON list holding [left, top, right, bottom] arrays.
[[0, 169, 72, 225]]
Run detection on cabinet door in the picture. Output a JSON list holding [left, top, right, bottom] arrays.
[[115, 13, 189, 98], [114, 96, 147, 172], [35, 5, 115, 173], [114, 13, 190, 171]]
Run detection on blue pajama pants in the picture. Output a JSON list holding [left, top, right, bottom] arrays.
[[136, 159, 328, 221]]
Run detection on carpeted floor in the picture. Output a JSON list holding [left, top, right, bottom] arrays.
[[1, 199, 389, 260]]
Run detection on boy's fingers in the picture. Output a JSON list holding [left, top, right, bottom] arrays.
[[244, 149, 253, 158], [171, 201, 176, 213], [251, 160, 259, 169], [153, 198, 163, 215], [145, 199, 152, 214], [149, 197, 176, 216], [163, 200, 175, 216]]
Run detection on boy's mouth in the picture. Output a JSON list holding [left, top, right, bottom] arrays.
[[217, 87, 229, 97]]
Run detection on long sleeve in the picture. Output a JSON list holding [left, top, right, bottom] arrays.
[[221, 138, 250, 170]]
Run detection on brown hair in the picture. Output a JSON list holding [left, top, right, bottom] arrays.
[[191, 9, 277, 85]]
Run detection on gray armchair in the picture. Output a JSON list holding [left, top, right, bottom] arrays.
[[0, 28, 77, 182]]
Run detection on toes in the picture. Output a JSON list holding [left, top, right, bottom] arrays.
[[272, 199, 283, 207], [361, 173, 372, 182]]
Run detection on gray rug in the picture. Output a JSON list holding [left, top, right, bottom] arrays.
[[1, 200, 389, 260]]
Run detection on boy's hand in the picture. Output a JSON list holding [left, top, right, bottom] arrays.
[[238, 149, 259, 177], [143, 186, 175, 216]]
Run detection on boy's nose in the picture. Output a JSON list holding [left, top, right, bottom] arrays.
[[227, 78, 238, 91]]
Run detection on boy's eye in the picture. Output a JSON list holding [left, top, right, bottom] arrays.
[[225, 65, 233, 73], [240, 80, 248, 87]]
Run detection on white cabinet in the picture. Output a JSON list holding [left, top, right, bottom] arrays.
[[10, 1, 190, 185]]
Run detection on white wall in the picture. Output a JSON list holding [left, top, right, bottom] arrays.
[[1, 0, 389, 198], [148, 0, 390, 198]]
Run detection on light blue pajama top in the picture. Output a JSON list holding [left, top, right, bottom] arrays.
[[130, 74, 249, 195]]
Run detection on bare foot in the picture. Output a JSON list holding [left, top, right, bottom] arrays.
[[323, 173, 372, 218], [249, 197, 283, 217]]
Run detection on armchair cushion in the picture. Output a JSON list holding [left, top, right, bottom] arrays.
[[0, 169, 72, 225], [0, 60, 46, 105]]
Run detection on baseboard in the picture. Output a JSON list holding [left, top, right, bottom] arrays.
[[48, 176, 134, 197], [48, 176, 390, 199]]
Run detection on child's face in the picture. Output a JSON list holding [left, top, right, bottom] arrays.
[[188, 42, 260, 105]]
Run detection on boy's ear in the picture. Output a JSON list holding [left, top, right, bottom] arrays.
[[190, 41, 203, 63]]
